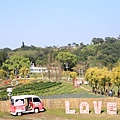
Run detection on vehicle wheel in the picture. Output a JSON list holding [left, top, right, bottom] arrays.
[[34, 108, 39, 113], [17, 112, 22, 116]]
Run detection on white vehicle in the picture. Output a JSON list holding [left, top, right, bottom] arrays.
[[10, 95, 44, 116]]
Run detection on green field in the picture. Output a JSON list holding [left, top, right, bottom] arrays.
[[0, 80, 106, 100]]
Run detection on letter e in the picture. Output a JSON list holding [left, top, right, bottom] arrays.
[[107, 102, 117, 114]]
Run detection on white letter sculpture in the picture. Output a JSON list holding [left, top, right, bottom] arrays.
[[65, 101, 76, 114], [80, 102, 89, 114], [93, 101, 102, 114], [107, 102, 117, 114]]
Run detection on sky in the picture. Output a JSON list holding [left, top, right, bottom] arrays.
[[0, 0, 120, 49]]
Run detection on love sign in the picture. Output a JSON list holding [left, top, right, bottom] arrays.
[[65, 101, 117, 114]]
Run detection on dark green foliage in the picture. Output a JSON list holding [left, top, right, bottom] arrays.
[[0, 36, 120, 71], [0, 81, 62, 100], [0, 51, 8, 67], [92, 37, 104, 44]]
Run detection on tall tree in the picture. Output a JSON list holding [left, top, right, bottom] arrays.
[[2, 56, 30, 74], [56, 52, 77, 70], [111, 65, 120, 89], [85, 67, 100, 92]]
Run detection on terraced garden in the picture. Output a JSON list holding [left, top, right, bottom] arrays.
[[0, 80, 106, 100]]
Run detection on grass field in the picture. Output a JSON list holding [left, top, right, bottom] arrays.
[[47, 109, 120, 120], [0, 109, 120, 120]]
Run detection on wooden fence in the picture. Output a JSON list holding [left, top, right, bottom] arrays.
[[0, 98, 120, 112]]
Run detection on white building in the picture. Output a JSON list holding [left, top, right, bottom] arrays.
[[30, 66, 48, 73]]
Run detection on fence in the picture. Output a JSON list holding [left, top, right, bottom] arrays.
[[0, 98, 120, 112]]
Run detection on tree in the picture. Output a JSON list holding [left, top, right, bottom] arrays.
[[72, 42, 76, 47], [85, 67, 100, 93], [80, 42, 85, 48], [21, 42, 25, 48], [117, 35, 120, 40], [92, 38, 97, 44], [19, 67, 30, 78], [56, 52, 77, 71], [72, 62, 86, 77], [68, 43, 72, 51], [80, 42, 84, 46], [0, 51, 8, 67], [105, 37, 117, 44], [2, 56, 30, 75], [74, 45, 97, 68], [0, 69, 7, 80], [2, 47, 11, 52], [85, 67, 113, 94], [91, 38, 104, 44], [68, 43, 71, 47], [69, 71, 77, 80], [98, 67, 111, 93], [36, 59, 45, 66], [111, 65, 120, 89]]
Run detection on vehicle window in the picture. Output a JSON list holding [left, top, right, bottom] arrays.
[[11, 99, 14, 105], [33, 97, 41, 102], [15, 99, 24, 104]]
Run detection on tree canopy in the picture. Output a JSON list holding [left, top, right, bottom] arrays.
[[1, 36, 120, 81], [56, 52, 77, 70], [2, 56, 30, 74]]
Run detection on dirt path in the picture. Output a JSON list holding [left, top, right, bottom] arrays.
[[80, 86, 90, 91]]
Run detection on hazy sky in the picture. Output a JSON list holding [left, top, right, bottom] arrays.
[[0, 0, 120, 49]]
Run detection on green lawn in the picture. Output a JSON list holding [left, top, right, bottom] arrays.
[[46, 109, 120, 120]]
